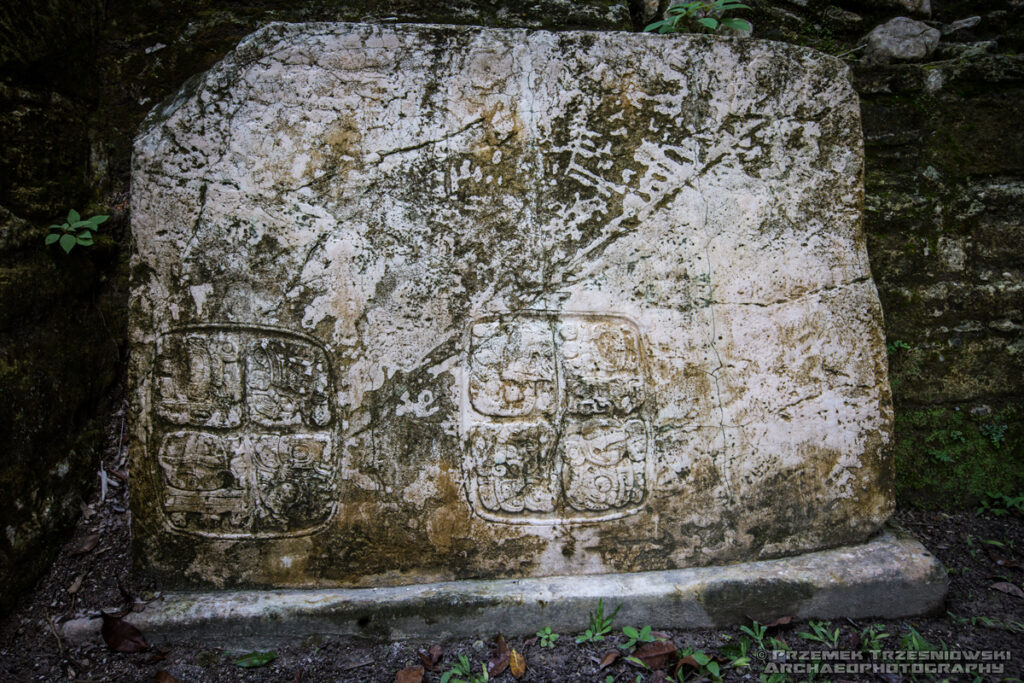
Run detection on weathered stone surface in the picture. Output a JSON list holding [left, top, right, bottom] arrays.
[[863, 17, 941, 65], [63, 530, 946, 645], [131, 22, 893, 588]]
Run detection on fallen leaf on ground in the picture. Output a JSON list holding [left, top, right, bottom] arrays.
[[763, 616, 793, 627], [395, 665, 423, 683], [634, 640, 677, 669], [488, 634, 511, 675], [509, 649, 526, 678], [101, 613, 149, 653], [153, 671, 177, 683], [418, 645, 442, 672], [650, 631, 672, 641], [67, 574, 83, 594], [144, 647, 171, 664], [234, 651, 278, 668], [990, 581, 1024, 599], [69, 533, 101, 556], [599, 650, 620, 669]]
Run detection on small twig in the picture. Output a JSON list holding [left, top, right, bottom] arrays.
[[836, 43, 867, 59], [45, 612, 67, 661], [341, 658, 373, 671]]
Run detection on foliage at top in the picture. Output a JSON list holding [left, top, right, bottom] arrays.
[[45, 209, 108, 254], [645, 0, 752, 34]]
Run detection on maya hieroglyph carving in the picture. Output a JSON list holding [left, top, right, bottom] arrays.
[[130, 22, 894, 588]]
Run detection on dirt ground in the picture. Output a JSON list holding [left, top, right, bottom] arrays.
[[1, 391, 1022, 683]]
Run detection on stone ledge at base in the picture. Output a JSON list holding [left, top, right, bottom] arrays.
[[62, 530, 946, 647]]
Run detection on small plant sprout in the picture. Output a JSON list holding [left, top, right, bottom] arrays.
[[536, 626, 559, 648], [797, 620, 840, 648], [46, 209, 108, 254], [739, 620, 768, 649], [621, 624, 656, 649], [576, 599, 621, 643], [441, 654, 489, 683], [859, 623, 890, 652], [901, 625, 937, 652], [645, 0, 752, 35]]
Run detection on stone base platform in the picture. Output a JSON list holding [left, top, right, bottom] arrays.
[[62, 530, 946, 647]]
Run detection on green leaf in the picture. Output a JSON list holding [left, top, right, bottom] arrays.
[[59, 234, 76, 253], [76, 234, 94, 245], [708, 661, 721, 676], [45, 234, 60, 245], [88, 214, 109, 225], [624, 656, 649, 669], [693, 652, 711, 666], [623, 626, 639, 638], [697, 17, 718, 30], [234, 650, 277, 668], [732, 656, 751, 666], [441, 672, 454, 683], [67, 209, 80, 223], [49, 224, 65, 230], [721, 18, 752, 31]]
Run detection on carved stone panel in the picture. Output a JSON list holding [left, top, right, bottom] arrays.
[[462, 312, 652, 523], [151, 326, 335, 538], [131, 22, 894, 589]]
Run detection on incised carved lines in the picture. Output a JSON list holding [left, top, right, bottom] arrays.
[[152, 325, 335, 538], [463, 312, 652, 524]]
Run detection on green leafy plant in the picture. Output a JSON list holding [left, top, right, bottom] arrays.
[[577, 599, 621, 643], [621, 624, 656, 649], [797, 620, 839, 648], [719, 634, 753, 667], [979, 423, 1008, 447], [887, 339, 912, 355], [441, 654, 489, 683], [739, 620, 768, 650], [949, 611, 1024, 634], [45, 209, 108, 254], [536, 626, 559, 648], [859, 623, 890, 652], [900, 626, 936, 652], [644, 0, 752, 34], [977, 492, 1024, 517], [680, 647, 723, 683], [233, 650, 277, 668]]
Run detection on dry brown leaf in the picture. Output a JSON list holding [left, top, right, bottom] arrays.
[[69, 533, 101, 556], [144, 647, 171, 664], [763, 615, 793, 628], [67, 574, 83, 594], [488, 634, 511, 676], [395, 665, 424, 683], [635, 640, 677, 670], [599, 650, 620, 670], [509, 649, 526, 679], [100, 613, 149, 653], [990, 581, 1024, 599], [418, 644, 443, 671], [153, 672, 177, 683]]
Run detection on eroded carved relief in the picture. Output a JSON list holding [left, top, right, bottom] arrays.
[[152, 326, 335, 538], [464, 313, 651, 523], [468, 320, 556, 417]]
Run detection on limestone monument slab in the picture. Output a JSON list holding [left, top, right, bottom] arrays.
[[130, 22, 894, 589]]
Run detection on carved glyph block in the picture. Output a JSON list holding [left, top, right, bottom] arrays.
[[131, 23, 894, 588]]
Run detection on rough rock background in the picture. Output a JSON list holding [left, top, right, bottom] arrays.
[[1, 0, 1021, 611]]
